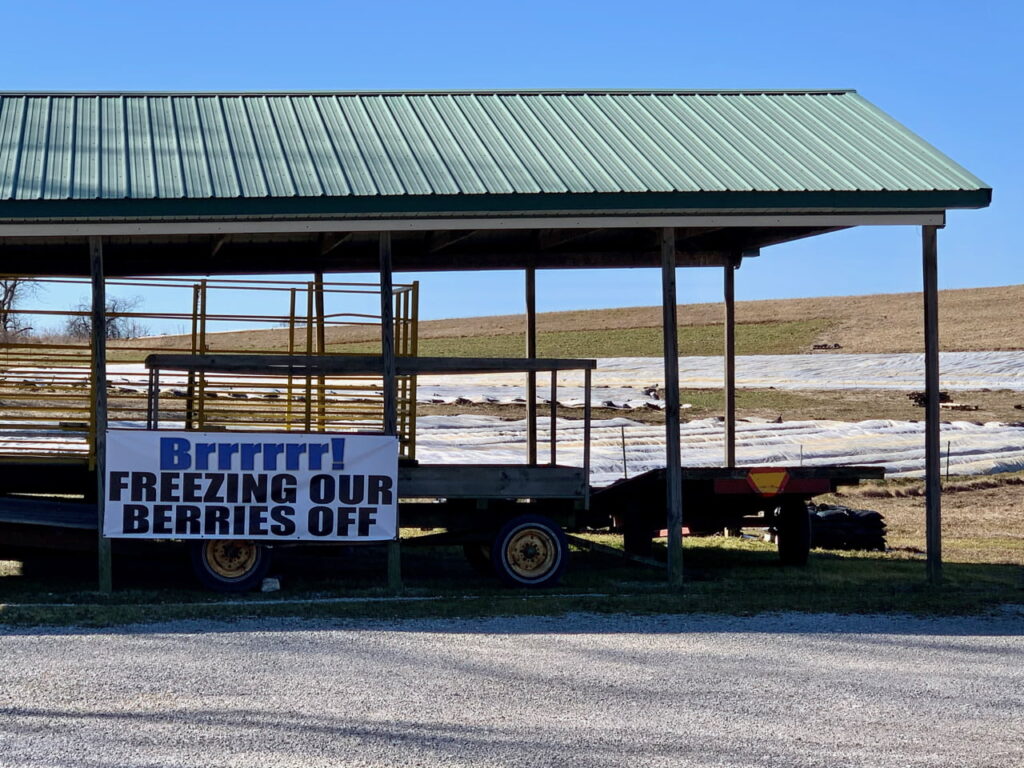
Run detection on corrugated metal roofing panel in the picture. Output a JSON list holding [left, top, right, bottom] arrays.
[[0, 91, 990, 206]]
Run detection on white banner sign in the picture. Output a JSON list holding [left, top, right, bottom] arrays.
[[104, 430, 398, 541]]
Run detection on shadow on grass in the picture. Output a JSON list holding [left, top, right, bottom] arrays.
[[0, 535, 1020, 630]]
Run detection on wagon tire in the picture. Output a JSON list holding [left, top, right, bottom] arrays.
[[189, 540, 272, 593], [775, 499, 812, 566], [491, 514, 568, 588]]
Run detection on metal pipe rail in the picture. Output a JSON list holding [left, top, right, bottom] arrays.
[[144, 353, 597, 477]]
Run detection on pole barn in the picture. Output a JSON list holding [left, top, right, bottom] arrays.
[[0, 91, 991, 590]]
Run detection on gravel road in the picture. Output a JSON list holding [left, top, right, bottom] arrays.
[[1, 611, 1022, 767]]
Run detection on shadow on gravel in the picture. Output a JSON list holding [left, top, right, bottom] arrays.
[[0, 705, 753, 767]]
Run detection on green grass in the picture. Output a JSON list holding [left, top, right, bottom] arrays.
[[1, 534, 1019, 627], [329, 319, 830, 358]]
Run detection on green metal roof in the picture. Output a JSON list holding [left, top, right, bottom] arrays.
[[0, 90, 990, 218]]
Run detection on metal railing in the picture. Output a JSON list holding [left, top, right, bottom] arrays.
[[0, 276, 418, 462]]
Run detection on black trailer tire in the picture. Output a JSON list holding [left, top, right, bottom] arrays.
[[623, 518, 655, 557], [190, 540, 272, 593], [462, 542, 494, 577], [775, 500, 812, 566], [809, 505, 887, 551], [491, 514, 569, 588]]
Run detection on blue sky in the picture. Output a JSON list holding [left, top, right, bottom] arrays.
[[3, 0, 1021, 323]]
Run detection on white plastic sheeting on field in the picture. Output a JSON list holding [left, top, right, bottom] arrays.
[[415, 415, 1024, 486], [4, 351, 1023, 411], [2, 415, 1021, 483], [418, 351, 1024, 408]]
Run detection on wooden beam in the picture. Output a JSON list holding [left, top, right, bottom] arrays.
[[724, 257, 737, 466], [923, 224, 942, 583], [0, 211, 947, 238], [89, 236, 112, 594], [10, 242, 752, 276], [526, 267, 538, 466], [661, 227, 683, 589], [397, 465, 587, 499]]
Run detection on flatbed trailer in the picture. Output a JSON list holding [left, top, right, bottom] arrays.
[[0, 456, 883, 590], [0, 351, 885, 591]]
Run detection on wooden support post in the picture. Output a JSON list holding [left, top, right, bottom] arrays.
[[526, 267, 538, 466], [380, 232, 402, 592], [409, 280, 420, 461], [304, 284, 314, 430], [380, 234, 397, 436], [196, 281, 208, 429], [314, 270, 327, 431], [923, 225, 942, 584], [661, 227, 683, 588], [90, 236, 112, 594], [549, 371, 557, 465], [724, 258, 737, 466], [583, 367, 592, 509]]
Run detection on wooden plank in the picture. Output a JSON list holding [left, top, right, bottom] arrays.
[[0, 497, 98, 529], [398, 464, 587, 499], [923, 224, 942, 583], [90, 236, 112, 593], [0, 458, 92, 496], [564, 534, 663, 570], [661, 227, 683, 588], [784, 465, 885, 481], [145, 354, 597, 375]]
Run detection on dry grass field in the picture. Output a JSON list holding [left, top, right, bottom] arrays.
[[137, 283, 1024, 356], [403, 283, 1024, 354]]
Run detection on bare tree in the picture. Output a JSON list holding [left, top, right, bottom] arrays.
[[0, 278, 37, 340], [64, 296, 149, 340]]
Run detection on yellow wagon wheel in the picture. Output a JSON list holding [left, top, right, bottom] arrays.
[[189, 540, 272, 593], [491, 515, 568, 588]]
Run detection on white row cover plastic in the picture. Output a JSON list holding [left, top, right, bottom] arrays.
[[9, 351, 1024, 411], [3, 415, 1021, 486], [414, 415, 1024, 486]]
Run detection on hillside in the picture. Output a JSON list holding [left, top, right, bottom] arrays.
[[136, 284, 1024, 357]]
